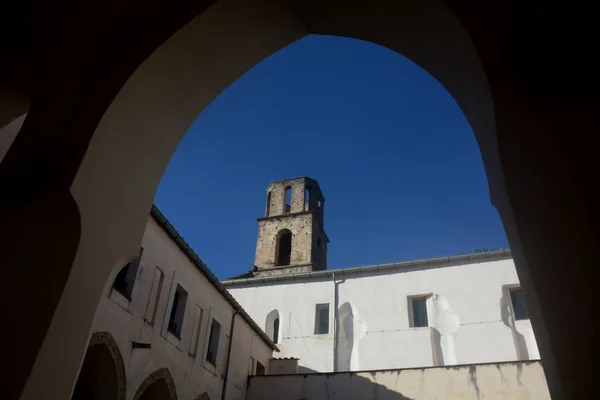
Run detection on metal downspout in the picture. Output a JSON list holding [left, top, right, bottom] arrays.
[[332, 272, 337, 372], [221, 311, 238, 400]]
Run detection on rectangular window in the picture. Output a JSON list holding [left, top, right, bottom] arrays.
[[206, 319, 221, 366], [112, 247, 144, 300], [144, 266, 164, 324], [410, 296, 429, 327], [167, 284, 188, 338], [189, 305, 204, 357], [510, 288, 529, 320], [256, 361, 266, 375], [314, 303, 330, 334]]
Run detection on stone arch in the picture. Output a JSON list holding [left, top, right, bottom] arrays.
[[8, 1, 582, 399], [72, 331, 126, 400], [134, 368, 177, 400], [195, 393, 211, 400]]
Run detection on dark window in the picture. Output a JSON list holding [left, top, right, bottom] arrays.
[[314, 303, 330, 334], [276, 230, 292, 266], [510, 288, 529, 320], [273, 318, 280, 344], [112, 247, 144, 300], [411, 296, 429, 327], [167, 284, 188, 338], [256, 361, 266, 375], [317, 237, 322, 248], [266, 191, 271, 216], [284, 186, 292, 212], [305, 187, 312, 210], [206, 319, 221, 366]]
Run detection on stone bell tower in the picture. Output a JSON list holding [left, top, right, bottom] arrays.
[[254, 177, 329, 277]]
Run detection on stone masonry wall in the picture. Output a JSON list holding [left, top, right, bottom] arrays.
[[254, 213, 314, 269]]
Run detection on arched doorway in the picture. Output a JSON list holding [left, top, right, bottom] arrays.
[[72, 332, 126, 400], [134, 368, 177, 400], [2, 1, 596, 399]]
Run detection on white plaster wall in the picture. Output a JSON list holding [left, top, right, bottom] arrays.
[[246, 361, 550, 400], [227, 258, 539, 373], [91, 217, 273, 400]]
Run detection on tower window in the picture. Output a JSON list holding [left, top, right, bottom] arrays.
[[167, 284, 188, 338], [266, 191, 272, 216], [317, 237, 322, 248], [409, 295, 430, 328], [112, 247, 144, 300], [284, 186, 292, 213], [275, 230, 292, 266], [510, 287, 529, 320], [305, 186, 312, 210], [314, 303, 330, 334]]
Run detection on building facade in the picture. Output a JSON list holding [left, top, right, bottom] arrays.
[[224, 177, 540, 373], [74, 206, 276, 400], [71, 176, 547, 399]]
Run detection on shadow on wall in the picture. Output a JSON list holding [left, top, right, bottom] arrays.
[[500, 293, 529, 360], [248, 370, 413, 400]]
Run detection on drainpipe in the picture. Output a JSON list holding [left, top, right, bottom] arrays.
[[332, 272, 337, 372], [221, 311, 238, 400]]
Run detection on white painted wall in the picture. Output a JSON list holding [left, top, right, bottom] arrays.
[[226, 257, 540, 373], [91, 216, 273, 400], [246, 361, 550, 400]]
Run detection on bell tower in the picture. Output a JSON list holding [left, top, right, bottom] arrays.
[[254, 177, 329, 277]]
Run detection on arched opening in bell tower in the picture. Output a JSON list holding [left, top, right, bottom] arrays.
[[275, 230, 292, 266]]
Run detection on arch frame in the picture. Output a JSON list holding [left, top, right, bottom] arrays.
[[85, 331, 127, 400], [8, 1, 590, 399], [133, 368, 178, 400]]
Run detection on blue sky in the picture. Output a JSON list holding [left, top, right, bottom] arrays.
[[154, 34, 508, 280]]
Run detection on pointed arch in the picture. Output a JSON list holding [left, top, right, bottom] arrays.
[[73, 331, 126, 400], [134, 368, 177, 400]]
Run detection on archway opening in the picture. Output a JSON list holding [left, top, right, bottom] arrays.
[[72, 344, 119, 400], [3, 1, 576, 398], [138, 379, 171, 400], [275, 230, 292, 267], [134, 369, 177, 400]]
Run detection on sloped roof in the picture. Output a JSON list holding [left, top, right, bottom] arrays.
[[150, 205, 279, 351], [222, 249, 512, 286]]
